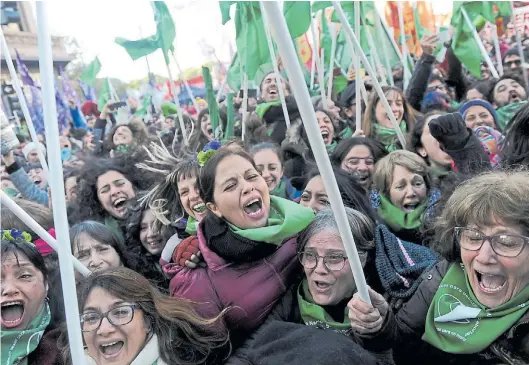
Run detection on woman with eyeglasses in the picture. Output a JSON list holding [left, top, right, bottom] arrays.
[[348, 170, 529, 365], [66, 267, 228, 365]]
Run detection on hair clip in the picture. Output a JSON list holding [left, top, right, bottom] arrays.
[[1, 229, 34, 246], [197, 140, 222, 167]]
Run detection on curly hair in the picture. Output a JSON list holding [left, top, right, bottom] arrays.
[[104, 121, 151, 152]]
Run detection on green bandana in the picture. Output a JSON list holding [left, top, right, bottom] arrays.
[[185, 216, 199, 235], [270, 179, 288, 199], [338, 126, 353, 140], [423, 263, 529, 354], [105, 215, 124, 242], [297, 280, 352, 335], [3, 188, 19, 198], [1, 303, 51, 365], [228, 196, 314, 245], [256, 100, 282, 119], [326, 140, 337, 153], [377, 193, 428, 232], [496, 101, 527, 132], [373, 121, 407, 152]]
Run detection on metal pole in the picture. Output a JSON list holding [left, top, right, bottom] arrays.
[[262, 0, 371, 305], [327, 23, 337, 99], [35, 4, 87, 365], [354, 1, 362, 132], [241, 74, 248, 142], [397, 2, 410, 90], [171, 52, 200, 112]]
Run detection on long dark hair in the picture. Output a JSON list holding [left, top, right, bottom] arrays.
[[75, 267, 229, 364], [330, 137, 388, 168], [501, 103, 529, 168]]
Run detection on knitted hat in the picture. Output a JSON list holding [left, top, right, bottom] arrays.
[[459, 99, 499, 126], [81, 101, 100, 118], [22, 142, 46, 160]]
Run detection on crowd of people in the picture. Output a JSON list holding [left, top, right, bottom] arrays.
[[1, 22, 529, 365]]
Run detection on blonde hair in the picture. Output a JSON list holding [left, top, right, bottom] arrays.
[[433, 170, 529, 262], [373, 150, 431, 197]]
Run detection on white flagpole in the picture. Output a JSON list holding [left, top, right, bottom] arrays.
[[319, 54, 328, 108], [333, 1, 407, 149], [216, 78, 226, 103], [375, 8, 394, 86], [397, 2, 410, 90], [310, 17, 318, 90], [165, 62, 188, 145], [310, 12, 327, 108], [0, 31, 49, 176], [0, 192, 90, 276], [171, 52, 200, 113], [241, 74, 248, 142], [511, 2, 529, 88], [491, 24, 504, 76], [461, 7, 499, 79], [354, 1, 362, 132], [261, 2, 291, 128], [327, 23, 337, 99], [35, 4, 87, 365], [261, 0, 371, 305]]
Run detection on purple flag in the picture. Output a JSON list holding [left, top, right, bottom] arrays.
[[55, 85, 70, 134], [29, 86, 44, 134], [78, 78, 97, 101], [59, 66, 80, 106], [15, 50, 35, 87]]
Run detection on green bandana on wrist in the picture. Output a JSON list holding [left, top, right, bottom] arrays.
[[373, 121, 407, 152], [377, 193, 428, 232], [298, 280, 352, 335], [423, 263, 529, 354], [1, 302, 51, 365], [228, 196, 314, 245], [185, 216, 199, 235]]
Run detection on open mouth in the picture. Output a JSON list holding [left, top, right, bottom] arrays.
[[475, 270, 506, 294], [313, 281, 332, 292], [402, 203, 419, 213], [147, 238, 163, 249], [192, 202, 206, 215], [509, 91, 521, 103], [207, 127, 213, 136], [1, 301, 25, 328], [33, 179, 42, 186], [268, 87, 278, 96], [387, 113, 401, 122], [112, 197, 127, 210], [99, 341, 124, 358], [320, 129, 330, 143], [264, 178, 275, 188], [243, 197, 264, 218]]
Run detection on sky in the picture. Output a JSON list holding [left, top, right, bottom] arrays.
[[32, 1, 453, 83]]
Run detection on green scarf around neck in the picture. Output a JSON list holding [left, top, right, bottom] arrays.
[[270, 179, 288, 199], [423, 263, 529, 354], [377, 193, 428, 232], [1, 302, 51, 365], [496, 101, 527, 132], [326, 140, 337, 153], [104, 215, 124, 242], [373, 120, 407, 152], [256, 100, 282, 119], [228, 196, 314, 245], [298, 280, 352, 335], [185, 216, 199, 235]]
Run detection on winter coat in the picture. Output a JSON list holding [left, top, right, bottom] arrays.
[[5, 160, 48, 206], [360, 260, 529, 365], [27, 328, 65, 365], [406, 53, 437, 112]]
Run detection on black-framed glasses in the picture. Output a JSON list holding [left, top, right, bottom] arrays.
[[455, 227, 529, 258], [298, 251, 349, 271], [80, 304, 141, 332]]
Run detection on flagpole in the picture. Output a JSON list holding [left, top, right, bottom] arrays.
[[241, 74, 248, 142], [261, 2, 291, 129], [261, 0, 371, 305], [397, 2, 410, 90], [319, 55, 327, 108], [376, 10, 395, 86], [0, 31, 49, 176], [354, 1, 362, 132], [327, 23, 337, 100], [165, 62, 188, 145], [364, 17, 386, 86], [511, 1, 529, 88], [310, 11, 327, 107], [310, 19, 317, 90], [171, 51, 200, 113], [333, 1, 407, 149], [491, 23, 504, 76], [35, 4, 86, 365], [107, 79, 120, 101]]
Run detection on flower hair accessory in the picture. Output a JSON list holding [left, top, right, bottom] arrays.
[[197, 140, 222, 167], [1, 229, 34, 245]]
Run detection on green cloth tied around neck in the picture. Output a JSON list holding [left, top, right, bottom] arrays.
[[185, 216, 199, 235], [377, 193, 428, 232], [298, 279, 352, 335], [373, 120, 407, 152], [270, 178, 288, 199], [423, 263, 529, 354], [256, 100, 282, 119], [1, 302, 51, 365], [228, 196, 314, 245], [496, 101, 527, 132], [326, 140, 337, 153]]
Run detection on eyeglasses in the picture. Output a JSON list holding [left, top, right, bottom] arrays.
[[455, 227, 529, 258], [80, 304, 140, 332], [298, 251, 349, 271]]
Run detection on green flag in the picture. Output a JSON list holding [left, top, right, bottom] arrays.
[[115, 1, 175, 64], [97, 78, 112, 111], [202, 67, 220, 137], [451, 1, 511, 78], [224, 92, 235, 140], [311, 1, 332, 14], [80, 57, 101, 87], [284, 2, 311, 38]]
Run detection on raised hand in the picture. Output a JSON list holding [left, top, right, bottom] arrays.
[[348, 287, 389, 335]]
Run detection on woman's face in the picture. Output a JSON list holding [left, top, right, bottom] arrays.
[[466, 88, 485, 101], [418, 115, 453, 169], [1, 251, 47, 330], [200, 113, 213, 140], [303, 230, 355, 306], [316, 111, 335, 146], [96, 171, 136, 219], [139, 210, 164, 256], [389, 165, 428, 213], [83, 287, 149, 365], [464, 105, 496, 129], [300, 176, 329, 213], [461, 220, 529, 308], [162, 117, 174, 131], [340, 145, 374, 190], [112, 126, 133, 146], [177, 173, 207, 222], [375, 90, 404, 128], [253, 149, 284, 192], [207, 155, 271, 229], [73, 233, 122, 273], [65, 176, 78, 203]]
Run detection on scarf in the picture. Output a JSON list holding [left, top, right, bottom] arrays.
[[325, 140, 337, 153], [204, 196, 313, 263], [298, 280, 352, 336], [373, 121, 407, 152], [86, 334, 168, 365], [338, 126, 353, 140], [423, 263, 529, 354], [256, 100, 282, 119], [271, 177, 302, 201], [104, 215, 124, 242], [185, 216, 199, 235], [376, 193, 428, 232], [496, 101, 527, 132], [1, 303, 51, 365]]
